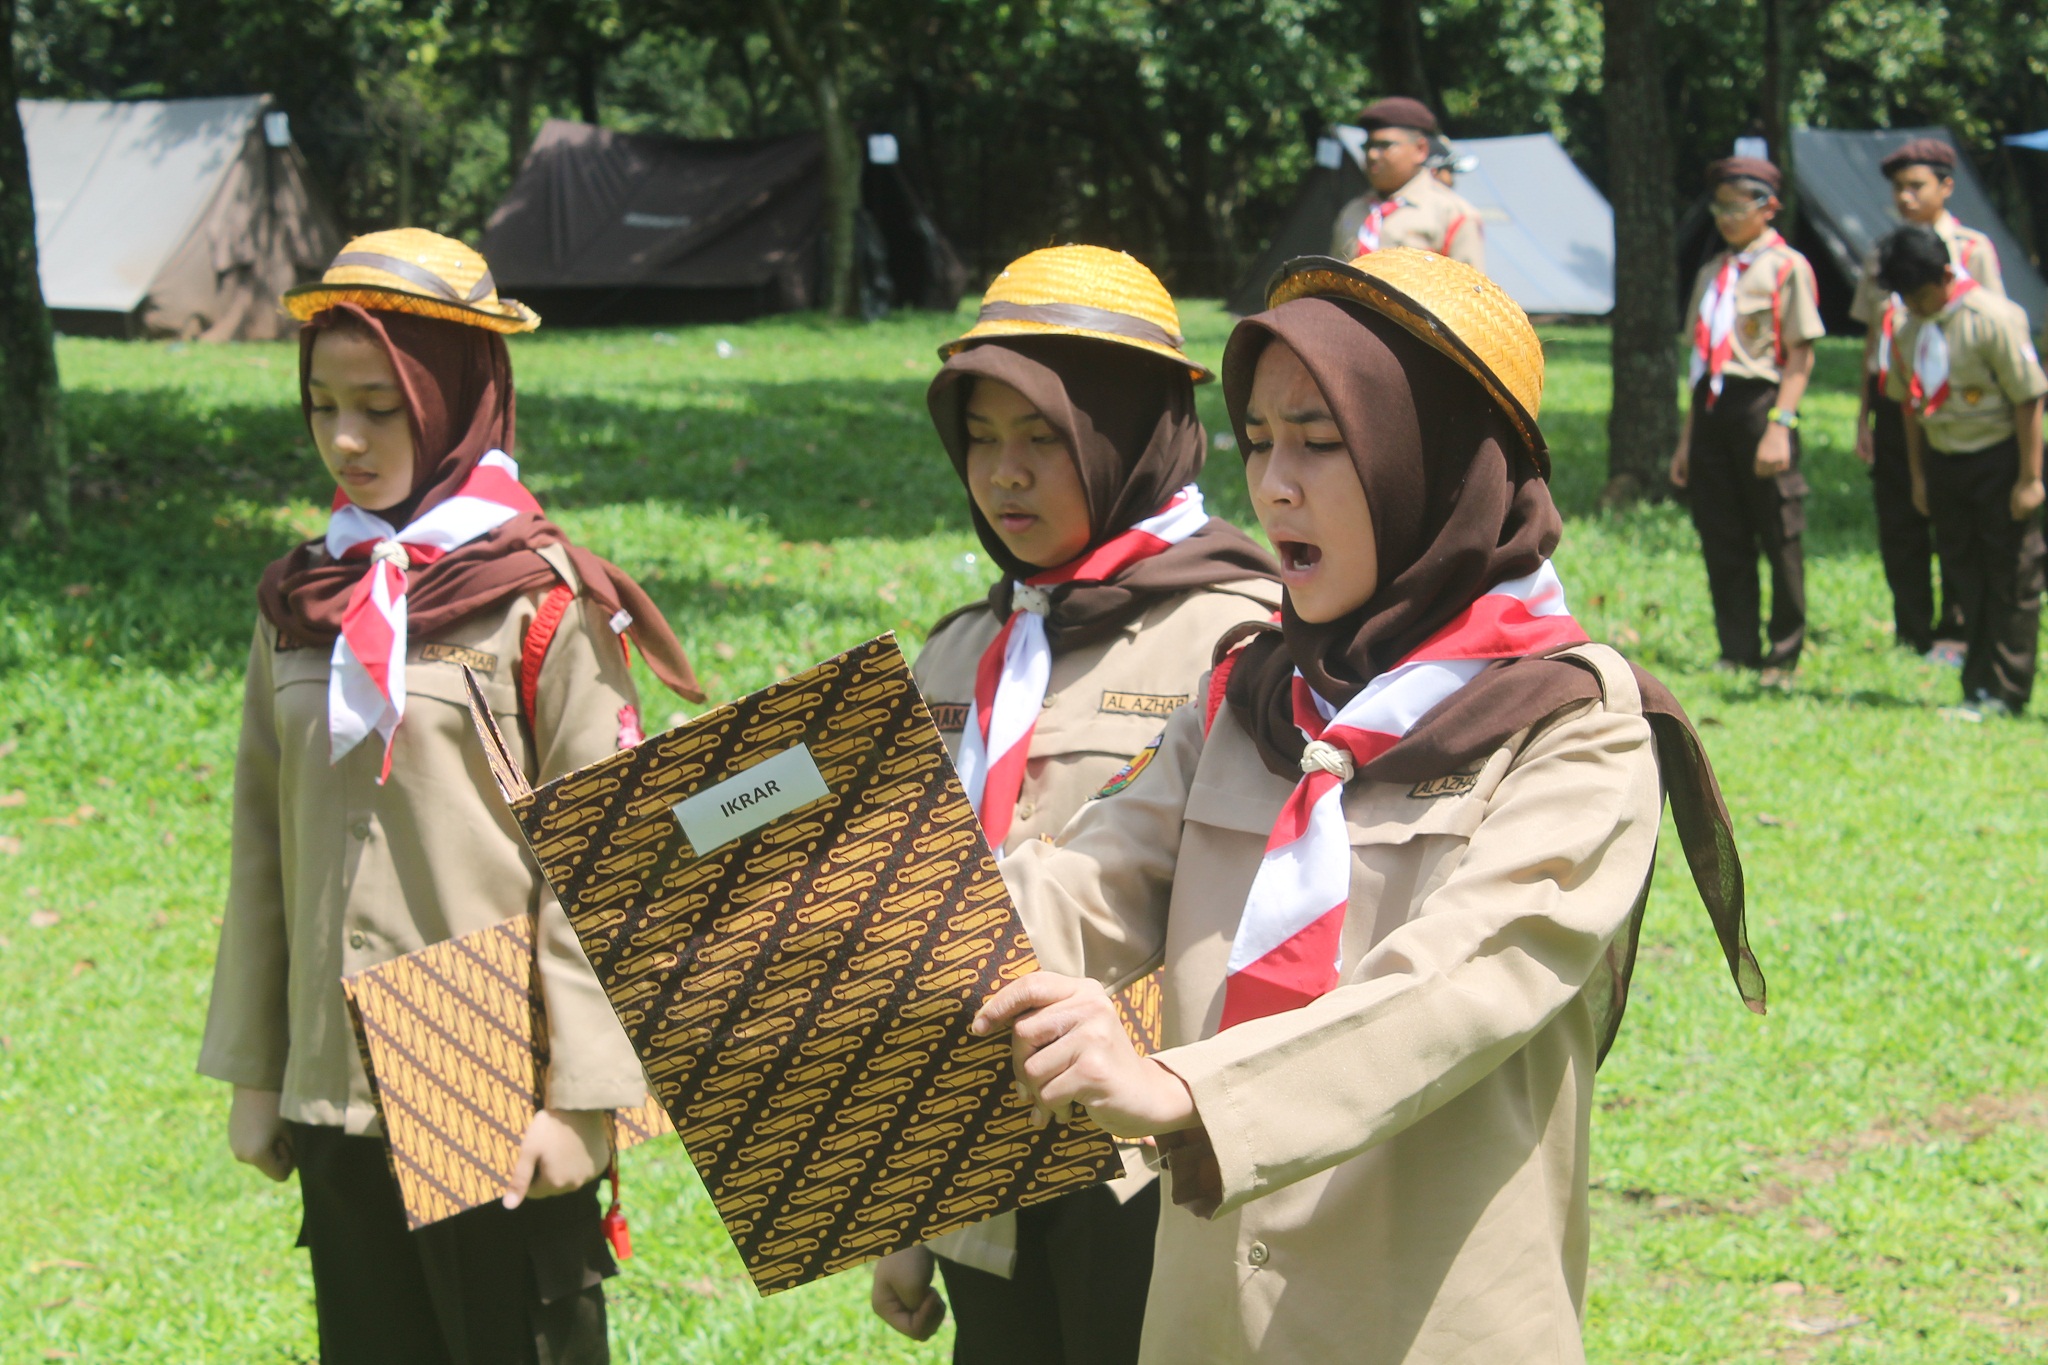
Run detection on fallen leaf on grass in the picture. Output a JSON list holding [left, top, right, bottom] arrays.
[[71, 958, 96, 977], [37, 1297, 71, 1311], [29, 1260, 96, 1273], [0, 739, 16, 759], [160, 831, 175, 847], [149, 912, 171, 929], [40, 806, 98, 827], [1611, 626, 1642, 647], [2005, 1286, 2023, 1308], [42, 1350, 78, 1360], [1756, 812, 1787, 827], [1770, 1281, 1805, 1297], [94, 776, 114, 789], [713, 642, 736, 660], [0, 790, 24, 807], [0, 836, 19, 857], [28, 910, 60, 929], [1785, 1315, 1868, 1336]]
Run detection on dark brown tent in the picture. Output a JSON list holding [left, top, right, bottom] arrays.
[[480, 120, 967, 324]]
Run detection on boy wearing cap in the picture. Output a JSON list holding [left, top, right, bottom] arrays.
[[1670, 157, 1824, 687], [1328, 97, 1486, 271], [1851, 138, 2005, 657], [1880, 224, 2048, 717]]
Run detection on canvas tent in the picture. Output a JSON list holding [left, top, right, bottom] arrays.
[[1789, 126, 2047, 331], [1226, 130, 1615, 317], [481, 119, 968, 324], [21, 95, 340, 340]]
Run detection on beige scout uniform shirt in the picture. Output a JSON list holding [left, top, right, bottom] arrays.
[[1000, 645, 1660, 1365], [1886, 288, 2048, 455], [1329, 170, 1487, 273], [1850, 211, 2005, 351], [913, 580, 1279, 1278], [199, 547, 650, 1133], [1684, 235, 1825, 385]]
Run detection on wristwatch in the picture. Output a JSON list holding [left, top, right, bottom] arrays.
[[1768, 406, 1801, 430]]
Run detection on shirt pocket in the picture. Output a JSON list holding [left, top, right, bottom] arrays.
[[1341, 779, 1492, 954]]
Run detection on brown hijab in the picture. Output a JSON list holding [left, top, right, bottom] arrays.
[[258, 304, 702, 702], [926, 336, 1276, 649], [1220, 296, 1763, 1035]]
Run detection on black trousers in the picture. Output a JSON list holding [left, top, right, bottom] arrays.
[[289, 1122, 616, 1365], [1687, 377, 1807, 669], [1922, 438, 2045, 710], [938, 1180, 1160, 1365], [1868, 380, 1965, 651]]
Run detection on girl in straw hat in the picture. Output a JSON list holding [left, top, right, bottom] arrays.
[[870, 245, 1279, 1363], [198, 228, 703, 1365], [968, 250, 1763, 1363]]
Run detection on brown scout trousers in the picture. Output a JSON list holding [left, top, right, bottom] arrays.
[[1687, 376, 1807, 669], [288, 1123, 615, 1365], [1867, 378, 1964, 652], [937, 1181, 1160, 1365], [1922, 437, 2045, 711]]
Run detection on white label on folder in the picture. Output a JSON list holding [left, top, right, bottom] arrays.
[[672, 744, 831, 855]]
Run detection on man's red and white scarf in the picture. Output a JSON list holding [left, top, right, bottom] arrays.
[[326, 449, 539, 780], [1218, 562, 1588, 1030], [1351, 197, 1410, 259], [957, 485, 1209, 849], [1690, 229, 1783, 407], [1877, 256, 1972, 394], [1908, 278, 1982, 416]]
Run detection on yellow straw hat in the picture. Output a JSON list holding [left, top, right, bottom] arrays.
[[283, 228, 540, 333], [1265, 250, 1549, 473], [940, 245, 1210, 382]]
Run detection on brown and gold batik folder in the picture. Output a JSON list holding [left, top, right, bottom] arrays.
[[340, 914, 672, 1230], [459, 633, 1119, 1295]]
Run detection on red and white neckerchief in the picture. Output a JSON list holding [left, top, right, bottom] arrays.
[[956, 485, 1209, 849], [1908, 278, 1982, 416], [326, 449, 540, 781], [1878, 255, 1972, 393], [1690, 229, 1784, 408], [1351, 197, 1411, 258], [1218, 562, 1588, 1031]]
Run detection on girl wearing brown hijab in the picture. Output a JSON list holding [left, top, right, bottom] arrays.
[[870, 247, 1278, 1364], [198, 231, 701, 1365], [971, 251, 1763, 1364]]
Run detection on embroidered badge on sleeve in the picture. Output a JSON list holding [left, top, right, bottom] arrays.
[[1093, 733, 1163, 799]]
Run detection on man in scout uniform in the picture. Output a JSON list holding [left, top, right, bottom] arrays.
[[1669, 156, 1824, 688], [1851, 137, 2007, 658], [1328, 97, 1486, 272], [1880, 224, 2048, 717]]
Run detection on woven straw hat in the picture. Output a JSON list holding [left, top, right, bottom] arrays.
[[1266, 250, 1549, 473], [283, 228, 540, 333], [941, 245, 1210, 382]]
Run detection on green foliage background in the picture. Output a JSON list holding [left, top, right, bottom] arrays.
[[12, 0, 2048, 291]]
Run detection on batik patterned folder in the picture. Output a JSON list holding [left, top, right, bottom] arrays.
[[342, 915, 672, 1230], [460, 634, 1119, 1295]]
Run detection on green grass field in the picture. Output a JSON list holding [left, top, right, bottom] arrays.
[[1, 302, 2043, 1363]]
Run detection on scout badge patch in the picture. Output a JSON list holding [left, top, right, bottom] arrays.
[[463, 635, 1119, 1295], [1094, 734, 1163, 800]]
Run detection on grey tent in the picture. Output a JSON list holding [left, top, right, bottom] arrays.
[[1226, 130, 1614, 317], [1789, 126, 2047, 331], [21, 95, 340, 340], [480, 119, 967, 324]]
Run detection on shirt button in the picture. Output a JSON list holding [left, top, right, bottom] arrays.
[[1247, 1241, 1270, 1267], [351, 820, 371, 840], [1040, 693, 1059, 709], [1015, 800, 1036, 821], [348, 930, 368, 949]]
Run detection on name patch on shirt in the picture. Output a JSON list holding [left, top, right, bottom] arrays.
[[1409, 771, 1479, 800], [672, 744, 832, 855], [927, 702, 970, 732], [1098, 690, 1190, 719], [422, 643, 499, 676]]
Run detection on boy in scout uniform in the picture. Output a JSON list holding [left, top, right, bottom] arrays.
[[969, 250, 1761, 1365], [867, 246, 1278, 1364], [1328, 97, 1486, 272], [200, 231, 702, 1365], [1880, 223, 2048, 716], [1669, 157, 1825, 686], [1850, 138, 2006, 657]]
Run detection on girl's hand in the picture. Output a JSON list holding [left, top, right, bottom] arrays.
[[972, 973, 1198, 1139], [504, 1108, 611, 1208], [228, 1087, 294, 1182], [870, 1246, 946, 1341]]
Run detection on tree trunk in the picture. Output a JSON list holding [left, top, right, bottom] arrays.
[[1601, 0, 1678, 505], [576, 46, 602, 125], [761, 0, 861, 318], [503, 56, 537, 180], [1376, 0, 1435, 107], [0, 10, 68, 541], [1760, 0, 1796, 232]]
